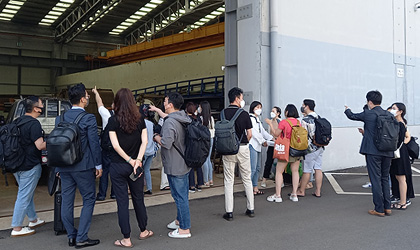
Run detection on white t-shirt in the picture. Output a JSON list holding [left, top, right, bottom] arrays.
[[98, 106, 112, 129]]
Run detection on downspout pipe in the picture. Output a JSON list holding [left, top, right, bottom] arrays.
[[269, 0, 280, 110]]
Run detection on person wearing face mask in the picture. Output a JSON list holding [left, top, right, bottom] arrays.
[[55, 83, 103, 247], [198, 101, 215, 187], [220, 87, 255, 221], [261, 107, 281, 188], [185, 102, 204, 192], [344, 90, 395, 217], [389, 103, 414, 210], [10, 96, 47, 237], [249, 101, 273, 195]]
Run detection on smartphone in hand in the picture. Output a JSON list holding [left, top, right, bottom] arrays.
[[129, 167, 144, 181]]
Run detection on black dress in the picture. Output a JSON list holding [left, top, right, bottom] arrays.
[[390, 122, 415, 199]]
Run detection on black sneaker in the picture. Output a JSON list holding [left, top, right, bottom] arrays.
[[245, 209, 255, 218], [223, 212, 233, 221], [390, 196, 400, 204], [406, 199, 412, 206], [75, 238, 100, 249], [189, 188, 196, 193], [144, 190, 152, 195]]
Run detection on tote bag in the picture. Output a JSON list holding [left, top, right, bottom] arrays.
[[273, 132, 290, 162]]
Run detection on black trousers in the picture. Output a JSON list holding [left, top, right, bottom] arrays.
[[365, 155, 392, 213], [189, 167, 204, 187], [110, 162, 147, 238], [263, 146, 274, 179]]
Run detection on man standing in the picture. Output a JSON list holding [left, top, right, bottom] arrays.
[[10, 96, 46, 237], [92, 86, 115, 201], [297, 99, 324, 198], [153, 92, 192, 239], [345, 90, 394, 217], [56, 83, 103, 248], [221, 87, 254, 221]]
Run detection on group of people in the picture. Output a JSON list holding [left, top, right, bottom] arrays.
[[7, 85, 414, 249], [345, 90, 415, 216]]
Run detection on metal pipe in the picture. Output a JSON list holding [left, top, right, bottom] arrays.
[[269, 0, 280, 109]]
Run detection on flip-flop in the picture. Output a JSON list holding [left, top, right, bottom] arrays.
[[254, 190, 264, 195], [160, 186, 170, 191], [312, 193, 321, 198], [114, 240, 133, 248], [139, 230, 154, 240]]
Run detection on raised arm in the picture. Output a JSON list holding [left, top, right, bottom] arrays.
[[92, 86, 104, 108]]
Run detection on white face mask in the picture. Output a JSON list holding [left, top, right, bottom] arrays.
[[197, 107, 202, 114], [254, 109, 262, 116], [240, 100, 245, 108], [390, 109, 398, 116], [270, 112, 276, 119]]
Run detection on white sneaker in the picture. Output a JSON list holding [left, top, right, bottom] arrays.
[[167, 220, 179, 230], [362, 182, 372, 188], [168, 228, 191, 239], [267, 194, 282, 203], [261, 182, 266, 188], [289, 194, 299, 202], [11, 227, 35, 237], [28, 218, 45, 229]]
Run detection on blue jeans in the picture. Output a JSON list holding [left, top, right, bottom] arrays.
[[97, 151, 115, 199], [249, 144, 261, 187], [167, 173, 191, 230], [202, 138, 214, 183], [11, 164, 42, 227], [143, 155, 154, 191]]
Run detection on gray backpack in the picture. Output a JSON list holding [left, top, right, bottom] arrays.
[[214, 108, 244, 155]]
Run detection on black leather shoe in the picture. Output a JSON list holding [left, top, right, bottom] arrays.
[[223, 212, 233, 221], [96, 196, 105, 201], [110, 195, 116, 199], [68, 238, 76, 247], [75, 238, 100, 249], [245, 209, 255, 218]]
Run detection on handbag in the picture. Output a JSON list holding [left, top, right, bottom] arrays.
[[394, 142, 403, 159], [273, 132, 290, 162], [407, 136, 419, 160]]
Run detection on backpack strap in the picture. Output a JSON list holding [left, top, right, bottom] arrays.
[[285, 118, 300, 127], [230, 108, 244, 123], [73, 111, 87, 125]]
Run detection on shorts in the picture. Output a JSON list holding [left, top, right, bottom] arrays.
[[279, 155, 302, 163], [303, 148, 324, 173]]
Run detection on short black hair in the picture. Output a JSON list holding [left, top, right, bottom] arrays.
[[228, 87, 243, 104], [167, 92, 184, 110], [366, 90, 382, 105], [68, 83, 86, 105], [273, 106, 281, 118], [249, 101, 262, 114], [24, 96, 40, 113], [303, 99, 315, 111], [284, 104, 299, 118]]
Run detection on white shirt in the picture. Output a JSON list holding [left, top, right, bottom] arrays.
[[249, 114, 273, 152], [98, 106, 112, 129]]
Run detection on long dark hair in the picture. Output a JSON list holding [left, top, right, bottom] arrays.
[[200, 101, 212, 127], [114, 88, 141, 133], [393, 102, 407, 124]]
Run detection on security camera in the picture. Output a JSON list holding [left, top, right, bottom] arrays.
[[415, 2, 420, 10]]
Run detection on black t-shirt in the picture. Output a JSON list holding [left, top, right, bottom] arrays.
[[19, 116, 43, 171], [107, 116, 146, 163], [223, 105, 253, 143]]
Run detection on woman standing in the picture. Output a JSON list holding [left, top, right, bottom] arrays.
[[139, 104, 156, 195], [249, 101, 273, 195], [389, 102, 415, 210], [108, 88, 153, 248], [265, 104, 302, 203], [185, 102, 205, 192], [261, 106, 281, 188], [199, 101, 215, 187]]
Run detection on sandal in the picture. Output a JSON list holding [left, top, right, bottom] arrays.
[[114, 240, 133, 248], [391, 203, 407, 210], [254, 190, 264, 195], [160, 186, 170, 191], [139, 230, 154, 240]]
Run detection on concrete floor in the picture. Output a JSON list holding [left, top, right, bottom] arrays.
[[0, 164, 419, 250]]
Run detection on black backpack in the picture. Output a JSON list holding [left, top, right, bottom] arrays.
[[0, 116, 36, 174], [214, 108, 244, 155], [46, 111, 87, 167], [374, 110, 400, 151], [310, 115, 332, 147], [407, 136, 419, 160], [174, 116, 211, 169], [100, 110, 114, 151]]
